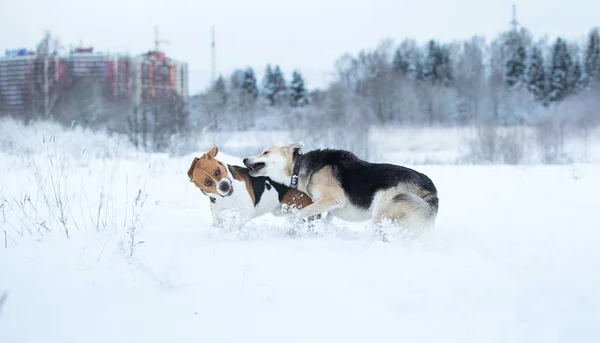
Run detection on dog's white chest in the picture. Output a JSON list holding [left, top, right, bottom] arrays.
[[211, 178, 256, 218], [211, 179, 283, 221], [253, 182, 282, 215]]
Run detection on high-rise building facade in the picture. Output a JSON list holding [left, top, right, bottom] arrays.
[[0, 46, 188, 114]]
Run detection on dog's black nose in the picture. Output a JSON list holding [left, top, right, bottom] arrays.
[[242, 158, 249, 166], [219, 182, 230, 193]]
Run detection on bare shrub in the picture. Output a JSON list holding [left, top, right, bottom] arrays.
[[466, 125, 501, 163], [466, 126, 529, 164], [498, 129, 527, 165], [0, 126, 150, 245], [535, 121, 570, 164], [118, 188, 147, 257]]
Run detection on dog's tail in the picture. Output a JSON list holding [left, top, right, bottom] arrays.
[[392, 191, 439, 230]]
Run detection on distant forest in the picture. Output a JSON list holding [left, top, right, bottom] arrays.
[[195, 24, 600, 131], [3, 20, 599, 156]]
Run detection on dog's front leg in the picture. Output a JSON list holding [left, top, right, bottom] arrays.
[[210, 206, 223, 228], [297, 195, 344, 219], [272, 205, 287, 217], [211, 215, 223, 229]]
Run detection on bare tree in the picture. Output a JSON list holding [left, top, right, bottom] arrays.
[[453, 36, 486, 124], [30, 31, 67, 121]]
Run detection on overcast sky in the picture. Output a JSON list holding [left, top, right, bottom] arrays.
[[0, 0, 597, 94]]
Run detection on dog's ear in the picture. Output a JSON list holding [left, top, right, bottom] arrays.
[[207, 145, 219, 159], [187, 157, 200, 181], [286, 141, 304, 151]]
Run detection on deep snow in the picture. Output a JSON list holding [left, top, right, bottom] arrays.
[[1, 121, 600, 342]]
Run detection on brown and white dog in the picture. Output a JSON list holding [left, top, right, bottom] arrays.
[[187, 146, 317, 229], [242, 142, 439, 232]]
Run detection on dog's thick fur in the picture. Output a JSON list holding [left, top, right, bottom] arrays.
[[188, 146, 316, 228], [243, 143, 439, 231]]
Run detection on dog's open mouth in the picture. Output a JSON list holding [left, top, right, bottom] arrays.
[[248, 162, 266, 173]]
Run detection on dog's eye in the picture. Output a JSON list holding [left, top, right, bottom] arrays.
[[263, 151, 269, 156], [215, 168, 220, 176], [204, 180, 212, 187]]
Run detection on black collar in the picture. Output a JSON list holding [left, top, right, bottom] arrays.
[[201, 189, 217, 203], [290, 148, 302, 189]]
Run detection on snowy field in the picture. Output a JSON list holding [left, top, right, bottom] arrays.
[[1, 119, 600, 342]]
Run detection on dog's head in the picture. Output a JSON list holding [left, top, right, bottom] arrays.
[[187, 146, 234, 199], [242, 142, 304, 185]]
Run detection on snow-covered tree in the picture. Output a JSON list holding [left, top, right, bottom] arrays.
[[569, 58, 584, 95], [454, 36, 486, 123], [229, 69, 245, 91], [526, 45, 547, 102], [272, 65, 287, 105], [213, 75, 227, 106], [505, 43, 527, 87], [261, 64, 276, 105], [584, 28, 600, 88], [497, 27, 533, 90], [29, 31, 65, 122], [261, 64, 287, 106], [392, 47, 410, 75], [412, 48, 425, 82], [225, 67, 258, 115], [421, 40, 452, 86], [242, 67, 259, 100], [289, 70, 309, 107], [422, 40, 446, 85], [548, 38, 573, 103]]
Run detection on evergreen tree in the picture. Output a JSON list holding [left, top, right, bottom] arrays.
[[261, 64, 277, 105], [261, 64, 287, 106], [422, 40, 437, 83], [229, 69, 245, 91], [569, 58, 584, 95], [422, 40, 452, 86], [438, 45, 453, 86], [392, 47, 410, 75], [212, 75, 227, 106], [242, 67, 258, 100], [413, 49, 425, 81], [506, 43, 527, 87], [548, 38, 573, 103], [526, 45, 547, 102], [289, 70, 309, 107], [272, 65, 287, 105], [584, 28, 600, 87]]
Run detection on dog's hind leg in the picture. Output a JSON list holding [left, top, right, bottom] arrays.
[[372, 189, 436, 233]]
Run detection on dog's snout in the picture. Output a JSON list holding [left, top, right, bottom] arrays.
[[243, 158, 249, 166], [219, 181, 230, 193]]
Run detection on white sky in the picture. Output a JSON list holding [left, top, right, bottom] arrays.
[[0, 0, 597, 94]]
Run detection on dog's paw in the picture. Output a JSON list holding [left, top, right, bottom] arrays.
[[294, 211, 310, 223]]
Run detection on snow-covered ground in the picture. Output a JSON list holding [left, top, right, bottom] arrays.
[[1, 120, 600, 342]]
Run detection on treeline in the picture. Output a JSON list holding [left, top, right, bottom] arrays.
[[192, 64, 310, 131], [4, 23, 600, 155], [194, 25, 600, 131]]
